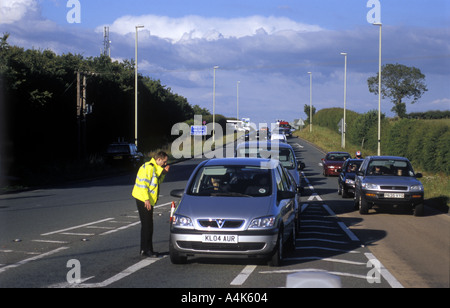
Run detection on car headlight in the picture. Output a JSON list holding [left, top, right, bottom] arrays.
[[249, 216, 275, 229], [362, 183, 379, 190], [345, 179, 355, 185], [410, 184, 424, 192], [172, 214, 194, 228]]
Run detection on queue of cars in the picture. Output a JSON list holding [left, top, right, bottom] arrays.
[[167, 128, 425, 266], [321, 151, 425, 217]]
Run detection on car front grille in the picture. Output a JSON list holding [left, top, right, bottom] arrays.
[[380, 186, 408, 191], [198, 219, 245, 229]]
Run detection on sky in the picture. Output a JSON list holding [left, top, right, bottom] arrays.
[[1, 0, 449, 125]]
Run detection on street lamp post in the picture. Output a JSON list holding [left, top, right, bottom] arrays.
[[135, 25, 144, 147], [212, 66, 219, 143], [374, 23, 382, 156], [340, 52, 348, 149], [308, 72, 312, 133], [236, 81, 240, 121]]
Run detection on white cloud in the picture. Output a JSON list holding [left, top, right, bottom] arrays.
[[101, 15, 323, 43], [0, 0, 38, 24]]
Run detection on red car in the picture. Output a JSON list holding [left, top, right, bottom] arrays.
[[321, 152, 351, 176]]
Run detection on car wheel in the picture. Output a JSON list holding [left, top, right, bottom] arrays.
[[268, 231, 283, 267], [359, 195, 369, 215], [338, 183, 342, 195], [413, 203, 425, 217]]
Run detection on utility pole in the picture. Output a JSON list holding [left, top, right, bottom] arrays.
[[76, 71, 85, 159], [76, 71, 97, 159]]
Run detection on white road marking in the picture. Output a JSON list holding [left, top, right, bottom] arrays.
[[297, 246, 360, 253], [321, 204, 360, 242], [297, 238, 349, 245], [63, 257, 162, 288], [100, 221, 140, 235], [365, 253, 404, 288], [0, 247, 69, 274], [284, 257, 366, 266], [230, 265, 257, 286], [259, 268, 368, 280], [41, 218, 114, 236], [32, 239, 69, 244]]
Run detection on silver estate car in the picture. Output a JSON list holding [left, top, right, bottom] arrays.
[[169, 158, 297, 266], [235, 141, 304, 192], [354, 156, 424, 216]]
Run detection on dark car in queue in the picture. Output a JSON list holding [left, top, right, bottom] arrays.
[[169, 158, 297, 266], [354, 156, 425, 216], [337, 159, 363, 198], [104, 142, 144, 168], [321, 151, 351, 176]]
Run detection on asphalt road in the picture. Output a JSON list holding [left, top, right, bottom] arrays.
[[0, 137, 448, 289]]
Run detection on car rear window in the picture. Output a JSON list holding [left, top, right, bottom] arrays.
[[188, 165, 272, 197], [236, 147, 295, 169], [326, 153, 350, 161]]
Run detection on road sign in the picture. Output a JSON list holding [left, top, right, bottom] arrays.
[[190, 125, 207, 136]]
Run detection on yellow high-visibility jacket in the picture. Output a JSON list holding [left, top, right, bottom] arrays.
[[132, 158, 166, 205]]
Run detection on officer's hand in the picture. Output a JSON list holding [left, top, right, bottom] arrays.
[[163, 165, 170, 173], [144, 200, 152, 211]]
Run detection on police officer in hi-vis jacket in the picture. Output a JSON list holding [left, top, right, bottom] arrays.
[[132, 151, 170, 257]]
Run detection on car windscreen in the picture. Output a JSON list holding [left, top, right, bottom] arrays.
[[236, 147, 295, 169], [188, 165, 272, 197], [367, 160, 415, 176], [345, 161, 362, 172]]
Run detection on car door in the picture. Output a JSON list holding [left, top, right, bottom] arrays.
[[274, 165, 295, 238], [354, 158, 369, 200]]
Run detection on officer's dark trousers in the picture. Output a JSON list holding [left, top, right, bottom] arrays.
[[136, 200, 154, 253]]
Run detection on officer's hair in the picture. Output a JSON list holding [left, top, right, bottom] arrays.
[[154, 151, 168, 160]]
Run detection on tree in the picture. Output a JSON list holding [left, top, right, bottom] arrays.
[[368, 63, 428, 118], [304, 104, 316, 125]]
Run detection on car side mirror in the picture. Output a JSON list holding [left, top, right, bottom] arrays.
[[337, 168, 342, 173], [415, 173, 423, 178], [277, 190, 296, 201], [170, 189, 184, 198]]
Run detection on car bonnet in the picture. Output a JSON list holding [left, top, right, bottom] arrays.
[[362, 175, 422, 186], [177, 194, 274, 222]]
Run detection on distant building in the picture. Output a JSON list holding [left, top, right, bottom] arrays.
[[291, 119, 305, 130]]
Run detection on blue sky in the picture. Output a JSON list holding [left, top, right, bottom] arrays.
[[1, 0, 449, 124]]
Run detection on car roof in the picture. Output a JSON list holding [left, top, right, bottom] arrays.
[[203, 157, 280, 168], [326, 151, 350, 154], [365, 156, 410, 161], [236, 141, 294, 149]]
